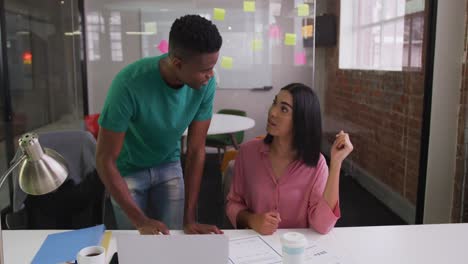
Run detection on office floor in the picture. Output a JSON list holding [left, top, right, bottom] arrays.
[[104, 153, 406, 229]]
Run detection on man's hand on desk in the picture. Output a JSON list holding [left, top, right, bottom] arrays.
[[135, 217, 170, 235], [184, 223, 224, 234]]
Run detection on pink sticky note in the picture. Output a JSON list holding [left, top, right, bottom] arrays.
[[157, 40, 169, 53], [268, 24, 280, 39], [294, 52, 306, 65]]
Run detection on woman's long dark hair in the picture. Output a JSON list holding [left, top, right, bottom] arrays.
[[264, 83, 322, 167]]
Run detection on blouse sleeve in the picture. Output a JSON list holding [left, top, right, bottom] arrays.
[[307, 155, 341, 234]]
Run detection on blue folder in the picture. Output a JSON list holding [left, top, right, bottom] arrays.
[[31, 224, 105, 264]]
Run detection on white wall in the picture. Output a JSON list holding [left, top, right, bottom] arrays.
[[423, 0, 465, 223]]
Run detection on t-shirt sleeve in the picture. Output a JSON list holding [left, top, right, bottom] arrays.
[[193, 77, 216, 121], [98, 71, 135, 132]]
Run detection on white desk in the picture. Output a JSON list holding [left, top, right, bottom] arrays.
[[3, 224, 468, 264]]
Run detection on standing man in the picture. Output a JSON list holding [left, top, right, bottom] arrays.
[[96, 15, 223, 235]]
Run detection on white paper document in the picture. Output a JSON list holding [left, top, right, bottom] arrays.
[[229, 236, 282, 264], [229, 236, 346, 264], [305, 244, 344, 264]]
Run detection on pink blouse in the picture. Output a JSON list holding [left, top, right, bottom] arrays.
[[226, 139, 340, 234]]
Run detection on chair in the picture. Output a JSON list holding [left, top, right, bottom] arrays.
[[221, 151, 237, 229], [221, 150, 238, 201], [84, 113, 100, 139], [5, 130, 106, 229], [206, 109, 246, 161], [220, 149, 238, 173]]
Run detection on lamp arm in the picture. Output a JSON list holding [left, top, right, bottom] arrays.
[[0, 155, 26, 189]]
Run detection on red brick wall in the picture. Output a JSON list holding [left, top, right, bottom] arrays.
[[451, 1, 468, 223], [324, 1, 428, 205]]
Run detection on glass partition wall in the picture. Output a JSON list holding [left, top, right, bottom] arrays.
[[0, 0, 85, 216]]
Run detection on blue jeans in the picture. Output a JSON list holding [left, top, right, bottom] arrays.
[[111, 161, 185, 230]]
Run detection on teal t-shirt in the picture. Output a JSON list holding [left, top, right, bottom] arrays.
[[99, 54, 215, 176]]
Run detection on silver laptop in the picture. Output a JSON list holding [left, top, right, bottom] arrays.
[[116, 234, 229, 264]]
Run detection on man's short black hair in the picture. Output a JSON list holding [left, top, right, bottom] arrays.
[[169, 15, 222, 59], [264, 83, 322, 167]]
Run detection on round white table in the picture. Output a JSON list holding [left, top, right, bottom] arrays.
[[182, 113, 255, 151], [183, 113, 255, 136]]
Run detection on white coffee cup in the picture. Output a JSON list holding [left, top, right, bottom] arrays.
[[280, 232, 307, 264], [76, 246, 105, 264]]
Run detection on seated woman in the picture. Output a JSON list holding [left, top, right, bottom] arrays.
[[226, 83, 353, 235]]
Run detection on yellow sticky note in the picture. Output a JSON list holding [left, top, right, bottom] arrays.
[[252, 39, 262, 51], [302, 25, 313, 38], [144, 22, 157, 34], [221, 56, 233, 69], [284, 33, 297, 46], [213, 8, 226, 21], [244, 1, 255, 12], [298, 4, 309, 17]]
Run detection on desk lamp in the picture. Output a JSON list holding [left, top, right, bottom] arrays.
[[0, 132, 68, 264]]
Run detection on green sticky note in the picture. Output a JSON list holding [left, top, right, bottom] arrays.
[[244, 1, 255, 12], [144, 22, 157, 34], [252, 39, 262, 51], [298, 4, 309, 16], [221, 56, 233, 69], [213, 8, 226, 21], [284, 33, 297, 46]]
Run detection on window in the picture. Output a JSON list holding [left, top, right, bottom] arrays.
[[339, 0, 424, 71], [86, 12, 105, 61], [403, 12, 424, 69], [109, 12, 123, 62]]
